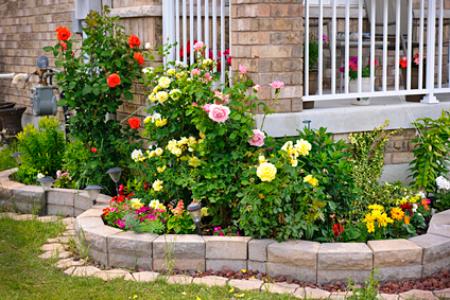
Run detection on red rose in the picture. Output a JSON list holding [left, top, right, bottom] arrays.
[[90, 147, 97, 153], [107, 73, 121, 88], [56, 26, 71, 41], [128, 34, 141, 49], [399, 56, 408, 69], [133, 52, 144, 65], [59, 41, 67, 51], [128, 117, 141, 129], [332, 223, 344, 238]]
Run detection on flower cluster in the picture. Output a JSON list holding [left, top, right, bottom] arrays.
[[281, 139, 312, 167], [363, 204, 394, 233], [166, 137, 198, 157]]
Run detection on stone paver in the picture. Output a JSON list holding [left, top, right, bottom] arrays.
[[166, 274, 193, 285], [203, 236, 251, 260], [292, 288, 305, 299], [37, 216, 59, 223], [228, 279, 263, 291], [56, 258, 86, 269], [41, 243, 65, 252], [329, 291, 352, 300], [13, 214, 34, 220], [303, 287, 331, 299], [64, 266, 101, 277], [192, 275, 229, 287], [378, 294, 399, 300], [399, 289, 438, 300], [434, 288, 450, 299], [262, 282, 299, 295], [39, 250, 72, 259], [93, 269, 130, 281], [131, 271, 159, 282]]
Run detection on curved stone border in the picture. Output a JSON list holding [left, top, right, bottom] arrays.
[[75, 206, 450, 284], [1, 212, 449, 300], [0, 168, 109, 216], [1, 168, 450, 285]]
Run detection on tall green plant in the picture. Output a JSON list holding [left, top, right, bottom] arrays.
[[45, 7, 142, 191], [410, 111, 450, 192], [16, 117, 65, 184]]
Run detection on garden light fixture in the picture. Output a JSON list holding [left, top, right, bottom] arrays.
[[106, 167, 122, 195], [187, 200, 202, 235], [84, 185, 102, 205], [11, 152, 21, 165], [303, 120, 312, 130], [37, 176, 54, 191]]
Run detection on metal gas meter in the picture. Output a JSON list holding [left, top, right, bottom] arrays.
[[31, 56, 58, 116]]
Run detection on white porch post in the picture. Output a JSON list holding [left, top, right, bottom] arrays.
[[422, 0, 439, 104]]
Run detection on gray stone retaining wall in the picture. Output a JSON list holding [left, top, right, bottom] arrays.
[[2, 168, 450, 284]]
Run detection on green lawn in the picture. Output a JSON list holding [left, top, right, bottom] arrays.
[[0, 217, 297, 300]]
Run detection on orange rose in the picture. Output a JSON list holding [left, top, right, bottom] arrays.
[[56, 26, 71, 41], [107, 73, 121, 88], [133, 52, 144, 65], [128, 34, 141, 48]]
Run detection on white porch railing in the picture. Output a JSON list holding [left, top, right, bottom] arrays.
[[162, 0, 231, 84], [304, 0, 450, 104]]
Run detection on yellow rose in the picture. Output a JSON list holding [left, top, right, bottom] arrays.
[[155, 118, 168, 127], [156, 91, 169, 103], [188, 156, 202, 167], [149, 199, 161, 209], [303, 174, 318, 187], [148, 93, 157, 103], [295, 139, 312, 156], [256, 162, 277, 182], [258, 155, 266, 164], [144, 116, 152, 124], [154, 147, 163, 156], [153, 86, 160, 93], [157, 166, 166, 173], [169, 89, 182, 100], [152, 179, 163, 192], [167, 68, 176, 76], [130, 198, 144, 210], [290, 158, 298, 167], [158, 76, 171, 89]]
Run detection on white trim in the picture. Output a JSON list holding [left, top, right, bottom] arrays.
[[255, 101, 450, 136]]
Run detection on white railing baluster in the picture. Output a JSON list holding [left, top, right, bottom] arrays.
[[418, 0, 424, 89], [438, 0, 444, 88], [370, 0, 375, 92], [357, 0, 363, 93], [331, 0, 336, 94], [190, 0, 194, 64], [344, 0, 350, 94], [197, 0, 202, 42], [212, 0, 217, 69], [176, 0, 180, 62], [423, 0, 439, 103], [318, 0, 323, 95], [220, 0, 225, 84], [305, 0, 310, 96], [382, 0, 388, 91], [183, 0, 187, 65], [407, 0, 412, 90], [228, 0, 232, 85], [394, 0, 400, 91], [205, 0, 209, 59], [162, 1, 167, 65]]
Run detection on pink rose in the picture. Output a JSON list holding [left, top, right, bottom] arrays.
[[191, 68, 201, 76], [253, 84, 261, 92], [270, 80, 285, 89], [208, 104, 230, 123], [204, 72, 212, 82], [202, 103, 211, 112], [248, 129, 265, 147], [194, 41, 204, 52], [238, 64, 247, 75], [214, 90, 230, 104]]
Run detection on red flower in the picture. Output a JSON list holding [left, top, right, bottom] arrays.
[[107, 73, 121, 88], [332, 223, 344, 238], [133, 52, 144, 65], [128, 117, 141, 129], [90, 147, 97, 153], [56, 26, 71, 41], [399, 56, 408, 69], [128, 34, 141, 48], [59, 41, 67, 51]]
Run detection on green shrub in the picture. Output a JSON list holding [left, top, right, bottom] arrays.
[[410, 111, 450, 193], [0, 144, 17, 171], [16, 117, 65, 184]]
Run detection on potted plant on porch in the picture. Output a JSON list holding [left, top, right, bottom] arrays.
[[305, 34, 329, 109], [400, 53, 424, 102], [340, 56, 378, 106]]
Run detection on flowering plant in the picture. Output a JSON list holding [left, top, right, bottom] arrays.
[[399, 53, 421, 69], [339, 56, 378, 80], [434, 176, 450, 212]]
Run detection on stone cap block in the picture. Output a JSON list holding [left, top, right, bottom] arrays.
[[47, 188, 75, 206], [318, 243, 373, 270], [248, 239, 275, 262], [203, 236, 251, 260], [368, 239, 422, 267], [409, 233, 450, 264], [267, 240, 319, 267], [108, 230, 157, 254], [153, 234, 205, 259]]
